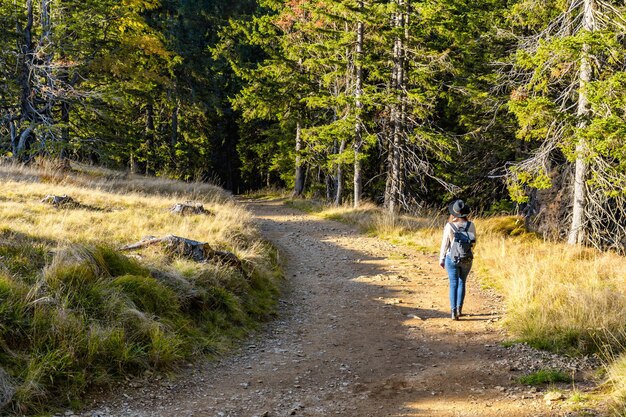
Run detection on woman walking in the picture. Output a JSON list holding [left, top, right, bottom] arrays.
[[439, 200, 476, 320]]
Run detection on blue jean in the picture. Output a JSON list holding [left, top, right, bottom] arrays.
[[445, 255, 472, 311]]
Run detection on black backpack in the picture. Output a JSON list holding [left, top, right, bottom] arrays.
[[449, 222, 473, 265]]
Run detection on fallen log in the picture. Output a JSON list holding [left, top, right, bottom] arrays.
[[120, 235, 243, 270], [170, 203, 214, 216]]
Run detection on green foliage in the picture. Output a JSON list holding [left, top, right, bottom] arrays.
[[112, 275, 181, 316], [506, 0, 626, 216], [0, 232, 50, 284], [98, 246, 150, 277], [518, 369, 573, 386]]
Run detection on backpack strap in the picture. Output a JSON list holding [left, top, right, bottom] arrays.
[[449, 222, 471, 232]]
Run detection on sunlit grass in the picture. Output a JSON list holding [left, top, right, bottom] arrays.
[[0, 161, 281, 415], [605, 339, 626, 416], [474, 217, 626, 354], [243, 186, 291, 200], [286, 200, 440, 251], [0, 176, 250, 248]]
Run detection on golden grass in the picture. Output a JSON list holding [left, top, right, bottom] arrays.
[[0, 160, 230, 203], [0, 167, 248, 253], [475, 217, 626, 353], [607, 352, 626, 416]]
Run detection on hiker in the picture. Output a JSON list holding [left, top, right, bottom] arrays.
[[439, 199, 476, 320]]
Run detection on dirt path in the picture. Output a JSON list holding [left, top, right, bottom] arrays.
[[80, 199, 597, 417]]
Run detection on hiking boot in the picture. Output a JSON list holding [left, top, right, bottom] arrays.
[[451, 309, 458, 320]]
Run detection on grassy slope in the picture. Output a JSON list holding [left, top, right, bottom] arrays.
[[287, 199, 626, 415], [0, 162, 282, 415]]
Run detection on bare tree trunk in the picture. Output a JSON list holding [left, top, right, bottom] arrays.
[[60, 100, 70, 159], [326, 172, 334, 201], [328, 139, 338, 201], [17, 126, 35, 156], [384, 142, 394, 208], [39, 0, 54, 148], [171, 100, 179, 149], [353, 1, 364, 208], [293, 121, 305, 196], [10, 120, 17, 156], [16, 0, 36, 159], [335, 138, 346, 206], [568, 0, 595, 245], [387, 0, 405, 214], [145, 102, 155, 175]]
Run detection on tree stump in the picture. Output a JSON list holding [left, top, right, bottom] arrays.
[[170, 203, 213, 216], [41, 194, 77, 208]]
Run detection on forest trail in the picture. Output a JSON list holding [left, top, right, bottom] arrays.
[[83, 199, 589, 417]]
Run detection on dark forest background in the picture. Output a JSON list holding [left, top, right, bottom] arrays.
[[2, 0, 626, 249]]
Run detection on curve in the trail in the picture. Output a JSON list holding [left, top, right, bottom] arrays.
[[81, 199, 577, 417]]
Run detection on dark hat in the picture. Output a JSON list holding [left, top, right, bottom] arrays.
[[448, 199, 471, 218]]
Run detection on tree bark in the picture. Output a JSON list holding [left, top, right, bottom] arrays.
[[60, 100, 70, 159], [170, 99, 179, 161], [335, 138, 346, 206], [16, 0, 36, 160], [39, 0, 54, 144], [353, 1, 364, 208], [293, 121, 305, 196], [10, 120, 17, 156], [568, 0, 595, 245], [386, 0, 406, 214], [145, 102, 155, 175]]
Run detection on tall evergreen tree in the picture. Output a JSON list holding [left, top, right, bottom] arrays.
[[506, 0, 626, 249]]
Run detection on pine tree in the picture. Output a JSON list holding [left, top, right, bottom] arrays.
[[507, 0, 626, 250]]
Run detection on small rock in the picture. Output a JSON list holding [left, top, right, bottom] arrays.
[[544, 391, 565, 402]]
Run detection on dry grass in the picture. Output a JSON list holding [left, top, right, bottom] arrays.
[[606, 351, 626, 416], [475, 217, 626, 354], [0, 164, 246, 250], [0, 160, 281, 415], [0, 160, 230, 203]]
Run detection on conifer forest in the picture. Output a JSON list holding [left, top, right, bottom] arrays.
[[2, 0, 626, 251]]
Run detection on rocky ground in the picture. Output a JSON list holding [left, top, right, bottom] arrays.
[[74, 199, 603, 417]]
